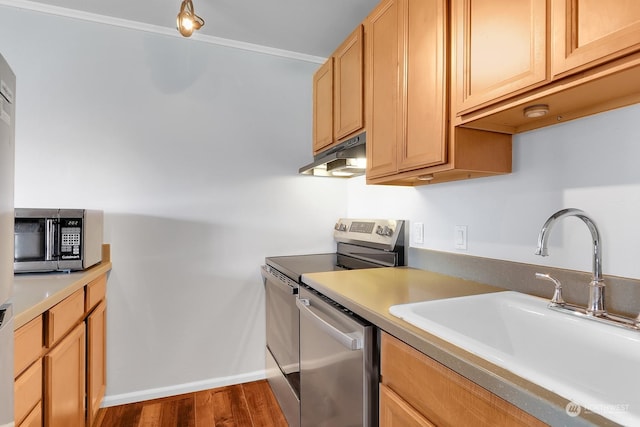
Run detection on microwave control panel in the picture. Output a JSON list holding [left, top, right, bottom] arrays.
[[59, 218, 82, 260]]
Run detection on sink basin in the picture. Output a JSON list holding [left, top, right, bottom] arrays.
[[390, 291, 640, 425]]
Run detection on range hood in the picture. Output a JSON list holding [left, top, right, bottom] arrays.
[[299, 133, 366, 178]]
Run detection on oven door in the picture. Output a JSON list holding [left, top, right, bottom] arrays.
[[261, 265, 300, 427]]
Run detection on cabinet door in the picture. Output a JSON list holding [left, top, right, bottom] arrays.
[[334, 25, 364, 141], [381, 332, 546, 427], [14, 360, 42, 426], [44, 323, 86, 427], [312, 58, 334, 154], [365, 0, 401, 179], [87, 301, 106, 427], [399, 0, 447, 171], [552, 0, 640, 77], [454, 0, 547, 114], [380, 384, 435, 427]]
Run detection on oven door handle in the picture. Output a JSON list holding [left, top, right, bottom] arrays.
[[296, 298, 362, 351]]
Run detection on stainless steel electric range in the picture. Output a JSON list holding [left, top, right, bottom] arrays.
[[261, 219, 406, 427]]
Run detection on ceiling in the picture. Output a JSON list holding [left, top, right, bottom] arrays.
[[23, 0, 380, 59]]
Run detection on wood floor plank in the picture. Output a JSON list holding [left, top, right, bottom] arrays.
[[175, 396, 196, 427], [194, 389, 216, 427], [98, 402, 143, 427], [94, 381, 284, 427], [242, 380, 287, 427], [211, 385, 254, 426], [159, 396, 195, 427], [227, 385, 253, 427], [139, 402, 163, 427]]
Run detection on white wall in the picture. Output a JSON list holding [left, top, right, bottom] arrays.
[[348, 103, 640, 280], [0, 6, 348, 403]]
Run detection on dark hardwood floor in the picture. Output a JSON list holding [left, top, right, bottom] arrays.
[[94, 380, 288, 427]]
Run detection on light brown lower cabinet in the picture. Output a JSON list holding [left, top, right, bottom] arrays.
[[20, 402, 42, 427], [380, 384, 435, 427], [86, 300, 106, 427], [44, 322, 86, 427], [380, 332, 547, 427], [14, 357, 42, 427], [14, 272, 109, 427]]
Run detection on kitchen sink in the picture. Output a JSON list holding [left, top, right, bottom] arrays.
[[389, 291, 640, 425]]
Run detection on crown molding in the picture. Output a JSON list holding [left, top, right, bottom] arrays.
[[0, 0, 326, 64]]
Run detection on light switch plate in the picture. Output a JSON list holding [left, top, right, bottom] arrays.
[[413, 222, 424, 244], [454, 225, 467, 250]]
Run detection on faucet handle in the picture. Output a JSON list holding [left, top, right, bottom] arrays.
[[535, 273, 566, 306]]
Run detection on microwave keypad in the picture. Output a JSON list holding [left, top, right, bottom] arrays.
[[61, 227, 81, 256]]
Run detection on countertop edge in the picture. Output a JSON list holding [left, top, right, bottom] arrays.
[[301, 268, 618, 427], [13, 260, 112, 330]]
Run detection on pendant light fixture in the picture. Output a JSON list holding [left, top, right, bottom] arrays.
[[176, 0, 205, 37]]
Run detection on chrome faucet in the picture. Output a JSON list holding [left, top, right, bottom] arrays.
[[535, 208, 606, 316]]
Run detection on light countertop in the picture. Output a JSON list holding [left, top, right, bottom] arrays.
[[302, 267, 616, 427], [11, 245, 112, 329]]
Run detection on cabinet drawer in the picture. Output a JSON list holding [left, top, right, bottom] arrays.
[[380, 383, 435, 427], [46, 289, 84, 347], [380, 332, 546, 427], [85, 274, 107, 312], [15, 360, 42, 425], [19, 401, 42, 427], [14, 315, 43, 377]]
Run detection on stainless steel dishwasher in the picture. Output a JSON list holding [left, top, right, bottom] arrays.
[[264, 219, 405, 426], [297, 285, 377, 427]]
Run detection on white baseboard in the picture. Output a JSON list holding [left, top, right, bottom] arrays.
[[101, 370, 266, 407]]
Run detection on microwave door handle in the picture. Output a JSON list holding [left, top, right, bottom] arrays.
[[45, 219, 56, 260], [296, 298, 362, 350]]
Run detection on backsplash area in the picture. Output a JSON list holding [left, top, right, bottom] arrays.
[[409, 248, 640, 318], [348, 103, 640, 285]]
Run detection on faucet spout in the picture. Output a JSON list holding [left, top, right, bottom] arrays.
[[535, 208, 605, 315]]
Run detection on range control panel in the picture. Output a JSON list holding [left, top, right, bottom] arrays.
[[333, 219, 405, 250]]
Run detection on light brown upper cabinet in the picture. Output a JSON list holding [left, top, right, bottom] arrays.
[[455, 0, 640, 134], [366, 0, 448, 179], [334, 25, 364, 141], [365, 0, 511, 185], [312, 25, 365, 155], [312, 58, 334, 154], [453, 0, 548, 115], [552, 0, 640, 78]]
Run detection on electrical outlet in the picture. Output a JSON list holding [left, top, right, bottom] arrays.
[[413, 222, 424, 244], [454, 225, 467, 250]]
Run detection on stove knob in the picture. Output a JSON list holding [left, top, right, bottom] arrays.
[[376, 226, 394, 236], [335, 223, 347, 232]]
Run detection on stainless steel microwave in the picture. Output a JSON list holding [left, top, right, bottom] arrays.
[[14, 208, 103, 273]]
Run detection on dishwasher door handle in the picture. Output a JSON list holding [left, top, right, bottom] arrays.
[[297, 298, 362, 351], [261, 265, 297, 295]]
